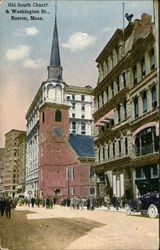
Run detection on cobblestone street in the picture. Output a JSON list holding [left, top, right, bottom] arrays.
[[0, 205, 158, 250]]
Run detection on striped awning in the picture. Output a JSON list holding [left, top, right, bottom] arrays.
[[95, 109, 114, 127]]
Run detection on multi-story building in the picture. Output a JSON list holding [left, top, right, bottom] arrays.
[[16, 132, 26, 194], [25, 14, 95, 199], [93, 13, 159, 199], [67, 85, 93, 135], [4, 129, 26, 197], [0, 148, 5, 193]]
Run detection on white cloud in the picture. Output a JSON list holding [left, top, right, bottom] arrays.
[[23, 58, 43, 69], [15, 26, 39, 36], [62, 32, 96, 51], [5, 45, 30, 61], [25, 26, 39, 36]]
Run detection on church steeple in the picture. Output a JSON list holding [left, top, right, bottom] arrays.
[[48, 3, 63, 82]]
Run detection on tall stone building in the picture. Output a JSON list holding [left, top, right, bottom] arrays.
[[0, 148, 5, 193], [16, 132, 26, 194], [4, 129, 26, 197], [25, 13, 95, 199], [93, 13, 159, 199]]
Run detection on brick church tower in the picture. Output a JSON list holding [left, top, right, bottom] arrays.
[[38, 13, 95, 200]]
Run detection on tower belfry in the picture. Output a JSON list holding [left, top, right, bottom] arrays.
[[48, 2, 63, 82]]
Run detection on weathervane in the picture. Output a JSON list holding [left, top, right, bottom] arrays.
[[125, 13, 134, 24]]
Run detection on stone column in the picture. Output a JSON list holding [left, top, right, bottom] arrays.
[[137, 62, 141, 83]]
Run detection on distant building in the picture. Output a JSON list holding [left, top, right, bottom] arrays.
[[67, 85, 93, 135], [16, 132, 26, 194], [25, 14, 95, 199], [0, 148, 5, 193], [4, 129, 26, 197], [93, 13, 159, 199]]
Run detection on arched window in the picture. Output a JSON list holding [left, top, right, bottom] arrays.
[[55, 109, 61, 122]]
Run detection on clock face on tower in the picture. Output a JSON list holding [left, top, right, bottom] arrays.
[[53, 126, 64, 138]]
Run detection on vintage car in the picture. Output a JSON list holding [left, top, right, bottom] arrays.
[[125, 191, 159, 218]]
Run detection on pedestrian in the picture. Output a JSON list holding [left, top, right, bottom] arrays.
[[37, 198, 40, 208], [66, 197, 70, 207], [50, 198, 54, 209], [46, 197, 50, 208], [86, 197, 90, 210], [70, 197, 74, 209], [5, 197, 12, 218], [31, 197, 35, 208], [112, 195, 116, 208], [0, 197, 6, 216]]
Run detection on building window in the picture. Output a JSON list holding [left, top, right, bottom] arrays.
[[55, 109, 62, 122], [14, 152, 16, 157], [72, 121, 76, 133], [117, 76, 120, 92], [81, 122, 86, 135], [124, 99, 127, 119], [81, 104, 85, 112], [150, 48, 155, 70], [118, 104, 121, 122], [42, 111, 45, 123], [72, 94, 75, 100], [119, 140, 121, 156], [72, 103, 75, 109], [90, 167, 94, 178], [111, 81, 114, 97], [66, 167, 69, 181], [141, 57, 146, 78], [134, 96, 139, 118], [151, 165, 159, 178], [97, 95, 100, 109], [133, 66, 137, 85], [102, 91, 104, 105], [113, 142, 115, 157], [90, 187, 95, 195], [136, 168, 145, 179], [143, 91, 147, 113], [72, 187, 74, 195], [152, 85, 157, 108], [108, 145, 110, 158], [71, 166, 75, 180], [122, 72, 126, 88], [103, 147, 105, 160], [72, 113, 75, 118], [81, 114, 85, 119], [106, 87, 109, 101], [81, 95, 85, 101], [125, 138, 128, 155]]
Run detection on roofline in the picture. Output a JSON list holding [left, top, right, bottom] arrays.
[[67, 85, 94, 95], [25, 83, 43, 119], [5, 129, 26, 136], [96, 29, 123, 63]]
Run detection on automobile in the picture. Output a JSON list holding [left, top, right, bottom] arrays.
[[125, 191, 159, 219]]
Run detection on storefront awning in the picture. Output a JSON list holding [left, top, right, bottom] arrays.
[[132, 122, 159, 145], [95, 109, 114, 127]]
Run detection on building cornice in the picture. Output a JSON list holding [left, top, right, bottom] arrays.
[[67, 85, 93, 95], [93, 87, 129, 122], [39, 102, 70, 113]]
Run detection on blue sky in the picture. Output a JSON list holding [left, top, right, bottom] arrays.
[[0, 0, 153, 146]]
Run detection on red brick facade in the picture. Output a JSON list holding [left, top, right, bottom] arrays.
[[38, 103, 92, 200]]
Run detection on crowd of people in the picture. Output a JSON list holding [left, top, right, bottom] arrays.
[[0, 195, 17, 218], [0, 194, 127, 218]]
